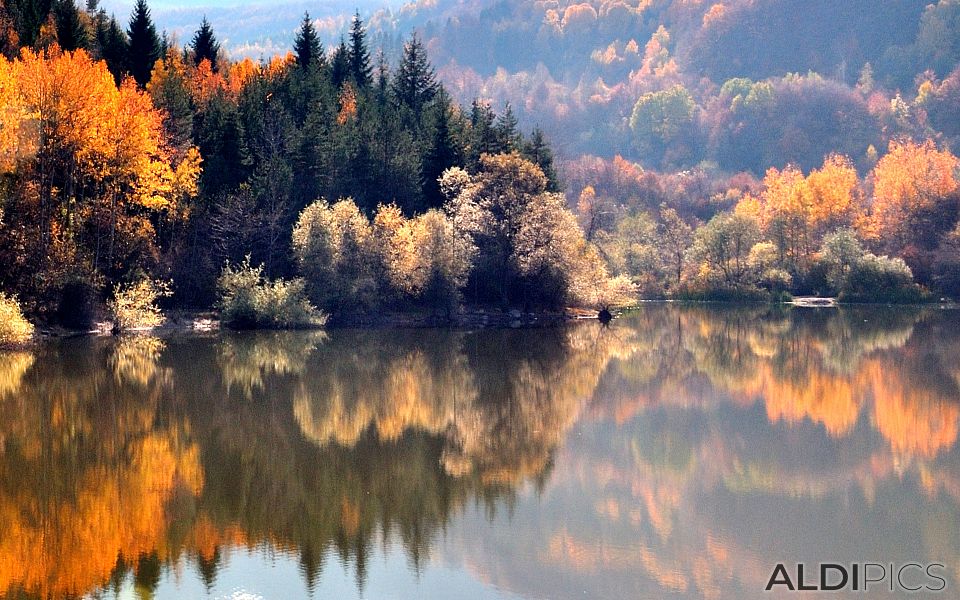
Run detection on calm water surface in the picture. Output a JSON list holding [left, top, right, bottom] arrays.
[[0, 305, 958, 599]]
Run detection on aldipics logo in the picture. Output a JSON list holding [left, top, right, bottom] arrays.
[[765, 563, 947, 593]]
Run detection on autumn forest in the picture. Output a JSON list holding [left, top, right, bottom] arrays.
[[0, 0, 957, 336], [1, 2, 960, 597]]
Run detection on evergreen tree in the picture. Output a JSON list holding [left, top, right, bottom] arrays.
[[330, 37, 349, 88], [347, 11, 371, 88], [522, 127, 560, 191], [392, 33, 437, 120], [53, 0, 87, 51], [126, 0, 160, 87], [422, 92, 462, 210], [197, 94, 251, 196], [95, 12, 126, 83], [495, 102, 521, 152], [469, 99, 498, 164], [7, 0, 51, 47], [374, 49, 389, 106], [190, 16, 220, 70], [293, 12, 323, 70], [295, 100, 335, 208], [0, 8, 18, 58]]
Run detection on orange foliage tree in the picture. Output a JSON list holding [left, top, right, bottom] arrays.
[[863, 139, 960, 252], [738, 154, 861, 268], [0, 47, 201, 301]]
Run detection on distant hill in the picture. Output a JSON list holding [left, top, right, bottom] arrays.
[[110, 0, 960, 172], [100, 0, 407, 58]]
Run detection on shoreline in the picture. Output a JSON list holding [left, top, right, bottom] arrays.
[[20, 299, 959, 344], [27, 307, 599, 342]]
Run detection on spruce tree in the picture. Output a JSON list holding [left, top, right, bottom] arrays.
[[330, 37, 349, 88], [149, 55, 194, 156], [0, 9, 17, 58], [494, 102, 521, 152], [392, 33, 437, 119], [374, 49, 389, 106], [422, 92, 462, 210], [7, 0, 50, 47], [54, 0, 87, 51], [95, 12, 126, 83], [293, 12, 323, 70], [523, 126, 560, 191], [347, 11, 371, 88], [126, 0, 160, 87], [190, 16, 220, 70], [469, 99, 498, 164]]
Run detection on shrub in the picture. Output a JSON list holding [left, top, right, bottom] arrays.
[[932, 254, 960, 299], [816, 229, 923, 303], [748, 241, 793, 292], [0, 294, 34, 347], [675, 285, 769, 302], [218, 257, 327, 329], [109, 279, 171, 332], [842, 254, 923, 303], [820, 228, 865, 293]]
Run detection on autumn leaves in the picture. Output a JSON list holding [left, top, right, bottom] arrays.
[[0, 48, 200, 306]]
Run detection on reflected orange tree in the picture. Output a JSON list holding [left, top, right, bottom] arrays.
[[0, 337, 202, 599]]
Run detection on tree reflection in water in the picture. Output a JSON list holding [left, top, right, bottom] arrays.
[[0, 306, 957, 599]]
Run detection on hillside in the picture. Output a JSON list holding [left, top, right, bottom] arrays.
[[125, 0, 960, 173]]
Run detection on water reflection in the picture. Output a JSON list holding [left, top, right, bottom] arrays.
[[0, 306, 957, 599]]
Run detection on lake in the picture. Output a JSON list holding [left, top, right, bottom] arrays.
[[0, 305, 958, 599]]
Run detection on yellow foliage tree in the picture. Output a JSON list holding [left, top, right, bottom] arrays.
[[738, 154, 860, 267]]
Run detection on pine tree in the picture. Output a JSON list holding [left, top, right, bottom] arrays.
[[392, 33, 437, 120], [54, 0, 87, 51], [374, 49, 389, 106], [495, 102, 521, 152], [422, 92, 462, 210], [126, 0, 160, 87], [522, 127, 560, 191], [7, 0, 50, 47], [95, 12, 127, 83], [293, 12, 323, 70], [347, 11, 371, 88], [190, 16, 220, 70], [469, 99, 498, 164], [330, 37, 349, 88]]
